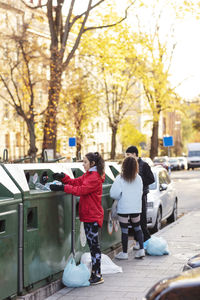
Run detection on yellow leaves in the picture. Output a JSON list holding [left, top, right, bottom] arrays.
[[118, 117, 146, 150], [35, 15, 45, 23]]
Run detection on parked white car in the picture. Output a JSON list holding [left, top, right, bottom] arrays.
[[177, 156, 188, 170], [142, 157, 154, 167], [147, 166, 178, 232], [168, 157, 181, 170]]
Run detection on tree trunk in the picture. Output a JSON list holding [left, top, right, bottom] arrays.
[[150, 120, 159, 160], [42, 55, 62, 157], [76, 139, 82, 160], [26, 117, 38, 162], [76, 131, 83, 160], [110, 126, 117, 159]]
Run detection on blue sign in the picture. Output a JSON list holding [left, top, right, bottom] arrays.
[[69, 137, 76, 147], [163, 136, 173, 147]]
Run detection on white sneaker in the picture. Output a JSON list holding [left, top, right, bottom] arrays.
[[135, 249, 145, 259], [115, 252, 128, 260], [133, 241, 140, 250]]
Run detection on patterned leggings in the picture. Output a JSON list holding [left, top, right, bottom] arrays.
[[84, 222, 101, 276], [118, 213, 144, 253]]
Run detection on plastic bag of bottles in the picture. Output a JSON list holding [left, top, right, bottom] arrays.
[[62, 257, 90, 288], [146, 236, 169, 256]]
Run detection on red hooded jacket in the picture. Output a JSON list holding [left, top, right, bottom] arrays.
[[61, 171, 105, 227]]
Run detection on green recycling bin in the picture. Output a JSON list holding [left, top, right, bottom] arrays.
[[61, 163, 89, 262], [62, 162, 121, 258], [100, 165, 121, 253], [3, 163, 74, 293], [0, 165, 22, 300], [105, 161, 121, 178]]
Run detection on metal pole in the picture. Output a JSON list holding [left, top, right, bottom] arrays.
[[168, 147, 171, 175], [18, 203, 24, 295], [71, 195, 76, 257], [168, 146, 170, 157]]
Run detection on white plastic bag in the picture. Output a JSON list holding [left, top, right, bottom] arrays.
[[101, 254, 123, 274], [62, 257, 90, 287], [81, 253, 122, 274], [146, 236, 169, 256]]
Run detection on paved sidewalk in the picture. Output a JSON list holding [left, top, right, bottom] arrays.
[[46, 211, 200, 300]]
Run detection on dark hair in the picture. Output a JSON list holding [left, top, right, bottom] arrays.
[[121, 156, 138, 182], [125, 146, 138, 157], [85, 152, 105, 176]]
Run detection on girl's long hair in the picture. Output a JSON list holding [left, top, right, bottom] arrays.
[[85, 152, 105, 176], [121, 156, 138, 182]]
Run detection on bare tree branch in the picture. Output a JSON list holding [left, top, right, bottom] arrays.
[[83, 1, 136, 33], [20, 0, 46, 9], [0, 74, 23, 116], [61, 0, 76, 47], [62, 0, 92, 69], [68, 0, 105, 33]]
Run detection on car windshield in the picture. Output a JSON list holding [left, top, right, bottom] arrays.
[[169, 159, 178, 163], [149, 173, 157, 190], [188, 151, 200, 157]]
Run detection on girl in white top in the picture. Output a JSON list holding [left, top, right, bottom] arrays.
[[110, 156, 145, 259]]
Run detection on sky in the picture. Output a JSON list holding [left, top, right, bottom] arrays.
[[170, 18, 200, 99], [63, 0, 200, 100], [123, 1, 200, 100]]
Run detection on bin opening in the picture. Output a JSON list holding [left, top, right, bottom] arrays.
[[0, 220, 5, 233], [24, 170, 54, 190], [27, 207, 38, 230], [71, 168, 84, 178], [109, 166, 120, 178], [0, 183, 14, 198], [25, 172, 30, 183]]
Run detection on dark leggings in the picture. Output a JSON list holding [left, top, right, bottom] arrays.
[[118, 213, 144, 253], [140, 194, 151, 242], [84, 222, 101, 276]]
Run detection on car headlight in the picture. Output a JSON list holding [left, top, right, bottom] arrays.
[[147, 202, 154, 208]]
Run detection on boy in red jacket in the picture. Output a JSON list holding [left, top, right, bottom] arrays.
[[50, 152, 105, 285]]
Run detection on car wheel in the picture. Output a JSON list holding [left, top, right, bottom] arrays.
[[167, 200, 178, 223], [152, 207, 162, 232]]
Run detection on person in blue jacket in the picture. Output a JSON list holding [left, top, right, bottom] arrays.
[[110, 156, 145, 259]]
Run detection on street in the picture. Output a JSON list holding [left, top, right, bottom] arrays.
[[171, 169, 200, 217]]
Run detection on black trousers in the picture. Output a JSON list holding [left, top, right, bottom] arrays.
[[140, 193, 151, 242]]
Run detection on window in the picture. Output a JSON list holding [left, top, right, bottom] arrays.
[[16, 133, 21, 147], [5, 133, 10, 148], [189, 151, 200, 157], [4, 103, 9, 120], [159, 170, 170, 185], [149, 173, 157, 190]]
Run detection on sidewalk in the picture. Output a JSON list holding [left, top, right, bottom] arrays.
[[45, 210, 200, 300]]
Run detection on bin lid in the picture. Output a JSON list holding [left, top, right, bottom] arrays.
[[4, 163, 73, 193], [62, 162, 115, 182]]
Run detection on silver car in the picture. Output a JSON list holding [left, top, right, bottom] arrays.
[[147, 166, 178, 232]]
